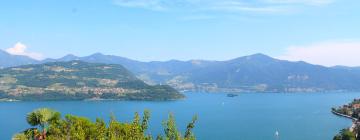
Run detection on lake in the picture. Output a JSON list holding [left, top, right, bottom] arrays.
[[0, 92, 359, 140]]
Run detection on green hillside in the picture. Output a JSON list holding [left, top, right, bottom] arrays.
[[0, 61, 184, 101]]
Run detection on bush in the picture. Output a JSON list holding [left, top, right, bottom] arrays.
[[13, 108, 197, 140]]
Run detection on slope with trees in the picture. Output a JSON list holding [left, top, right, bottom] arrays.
[[0, 61, 184, 101]]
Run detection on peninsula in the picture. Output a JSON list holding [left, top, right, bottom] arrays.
[[0, 61, 184, 101]]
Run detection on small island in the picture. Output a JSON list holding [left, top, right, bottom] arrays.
[[0, 61, 184, 101], [332, 99, 360, 140]]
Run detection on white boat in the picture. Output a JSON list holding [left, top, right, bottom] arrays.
[[275, 130, 279, 139]]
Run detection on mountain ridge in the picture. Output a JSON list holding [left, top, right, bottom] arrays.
[[2, 51, 360, 92], [2, 50, 357, 69], [0, 50, 39, 68]]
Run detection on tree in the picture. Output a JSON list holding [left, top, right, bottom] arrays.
[[26, 108, 59, 130], [163, 113, 182, 140], [157, 113, 198, 140], [333, 129, 356, 140], [141, 110, 150, 133], [184, 116, 197, 140], [14, 108, 197, 140], [12, 133, 27, 140], [91, 118, 107, 140], [334, 134, 342, 140], [341, 129, 356, 140], [20, 108, 61, 140]]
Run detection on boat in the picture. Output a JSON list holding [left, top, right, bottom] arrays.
[[275, 130, 279, 139], [227, 93, 239, 97]]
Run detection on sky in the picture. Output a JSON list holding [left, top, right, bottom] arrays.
[[0, 0, 360, 66]]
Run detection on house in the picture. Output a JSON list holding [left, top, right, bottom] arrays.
[[353, 104, 360, 109]]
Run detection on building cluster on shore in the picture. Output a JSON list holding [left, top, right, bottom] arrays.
[[332, 99, 360, 140]]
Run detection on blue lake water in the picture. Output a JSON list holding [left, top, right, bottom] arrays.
[[1, 92, 359, 140]]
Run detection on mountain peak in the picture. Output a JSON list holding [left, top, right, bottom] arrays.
[[90, 52, 105, 57], [63, 54, 77, 58], [247, 53, 272, 59], [0, 50, 9, 55], [59, 54, 79, 61], [0, 49, 38, 67], [230, 53, 275, 63], [244, 53, 276, 61]]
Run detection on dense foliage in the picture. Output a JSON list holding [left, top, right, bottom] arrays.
[[13, 108, 197, 140], [0, 61, 184, 101], [333, 129, 356, 140]]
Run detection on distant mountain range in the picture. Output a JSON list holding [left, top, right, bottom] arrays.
[[1, 50, 360, 92], [0, 50, 38, 68], [0, 61, 183, 101]]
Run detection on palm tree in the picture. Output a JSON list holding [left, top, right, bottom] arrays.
[[26, 108, 59, 130]]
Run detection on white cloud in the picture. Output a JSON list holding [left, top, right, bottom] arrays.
[[277, 40, 360, 67], [205, 1, 289, 13], [112, 0, 335, 12], [179, 15, 216, 21], [113, 0, 168, 11], [264, 0, 334, 6], [6, 42, 44, 60]]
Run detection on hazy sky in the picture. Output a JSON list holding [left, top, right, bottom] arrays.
[[1, 0, 359, 66]]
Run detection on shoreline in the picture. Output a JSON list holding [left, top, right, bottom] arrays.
[[0, 99, 20, 102], [331, 110, 357, 132]]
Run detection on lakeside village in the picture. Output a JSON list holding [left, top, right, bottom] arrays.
[[332, 99, 360, 140]]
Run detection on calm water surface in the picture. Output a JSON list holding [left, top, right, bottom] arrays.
[[1, 92, 359, 140]]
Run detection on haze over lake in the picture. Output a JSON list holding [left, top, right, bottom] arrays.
[[1, 92, 359, 140]]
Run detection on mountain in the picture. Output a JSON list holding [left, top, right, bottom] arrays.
[[0, 61, 184, 101], [184, 54, 360, 92], [39, 53, 360, 92], [0, 50, 39, 68], [2, 52, 360, 93], [43, 53, 143, 71], [40, 53, 215, 84], [43, 54, 79, 62], [332, 66, 360, 71]]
